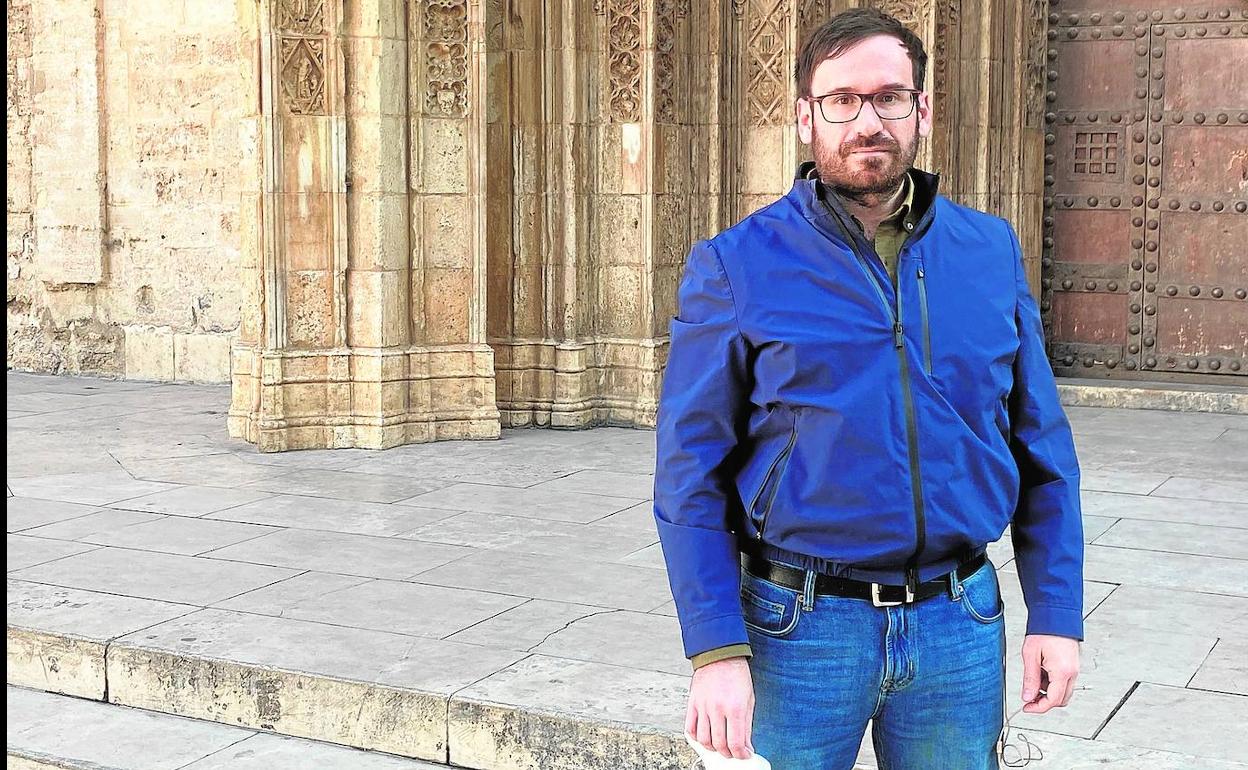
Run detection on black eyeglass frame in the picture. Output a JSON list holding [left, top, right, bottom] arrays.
[[805, 88, 923, 124]]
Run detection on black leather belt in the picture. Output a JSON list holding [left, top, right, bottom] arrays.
[[742, 552, 987, 607]]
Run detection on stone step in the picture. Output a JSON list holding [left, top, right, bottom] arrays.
[[6, 685, 447, 769], [6, 580, 707, 770], [1057, 377, 1248, 414]]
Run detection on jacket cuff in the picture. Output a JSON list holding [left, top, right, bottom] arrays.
[[681, 612, 750, 660], [1025, 603, 1084, 641], [690, 644, 753, 672]]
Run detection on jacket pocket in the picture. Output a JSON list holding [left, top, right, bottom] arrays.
[[749, 420, 798, 538]]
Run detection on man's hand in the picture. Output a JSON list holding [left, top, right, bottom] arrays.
[[686, 656, 755, 760], [1021, 634, 1080, 714]]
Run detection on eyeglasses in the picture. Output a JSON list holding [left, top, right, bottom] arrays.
[[807, 89, 920, 124]]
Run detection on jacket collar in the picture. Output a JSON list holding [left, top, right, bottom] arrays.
[[791, 160, 940, 252]]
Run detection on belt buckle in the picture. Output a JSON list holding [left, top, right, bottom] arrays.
[[871, 582, 915, 608]]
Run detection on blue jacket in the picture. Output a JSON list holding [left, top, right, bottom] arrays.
[[654, 163, 1084, 659]]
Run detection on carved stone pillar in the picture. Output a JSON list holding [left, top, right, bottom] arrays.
[[924, 0, 1047, 290], [230, 0, 499, 451]]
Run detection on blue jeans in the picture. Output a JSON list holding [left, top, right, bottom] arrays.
[[743, 558, 1006, 769]]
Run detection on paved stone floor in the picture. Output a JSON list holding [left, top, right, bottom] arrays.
[[6, 371, 1248, 768]]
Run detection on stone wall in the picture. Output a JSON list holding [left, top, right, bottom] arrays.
[[6, 0, 246, 382], [9, 0, 1048, 447]]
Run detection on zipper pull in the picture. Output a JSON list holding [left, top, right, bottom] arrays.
[[894, 322, 905, 348], [917, 267, 925, 279]]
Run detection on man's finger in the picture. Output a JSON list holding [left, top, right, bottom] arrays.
[[1045, 668, 1071, 710], [696, 707, 712, 750], [1021, 646, 1043, 702], [745, 697, 755, 753], [709, 709, 730, 758], [1060, 672, 1079, 707], [685, 698, 697, 738], [726, 706, 752, 759]]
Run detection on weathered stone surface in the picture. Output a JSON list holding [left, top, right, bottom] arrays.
[[448, 655, 693, 770], [7, 686, 447, 770], [107, 609, 524, 761]]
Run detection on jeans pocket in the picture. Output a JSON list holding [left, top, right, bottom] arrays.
[[956, 562, 1005, 624], [740, 571, 802, 637]]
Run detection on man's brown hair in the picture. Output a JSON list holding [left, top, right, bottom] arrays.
[[794, 8, 928, 97]]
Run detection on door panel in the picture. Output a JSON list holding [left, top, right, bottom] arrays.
[[1043, 5, 1247, 380]]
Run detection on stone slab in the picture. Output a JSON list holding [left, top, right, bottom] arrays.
[[1188, 637, 1248, 696], [21, 509, 168, 541], [202, 528, 473, 580], [1096, 683, 1248, 763], [992, 726, 1248, 769], [7, 535, 99, 572], [529, 470, 655, 500], [215, 571, 526, 639], [1078, 469, 1168, 495], [1080, 490, 1248, 529], [398, 482, 642, 524], [414, 548, 675, 612], [240, 469, 451, 504], [204, 494, 457, 537], [1092, 519, 1248, 561], [401, 511, 658, 561], [79, 515, 279, 555], [1056, 379, 1248, 414], [1081, 545, 1248, 596], [587, 501, 657, 533], [529, 609, 688, 676], [108, 609, 525, 761], [10, 546, 300, 605], [182, 732, 446, 769], [1084, 584, 1248, 638], [1150, 476, 1248, 505], [7, 685, 247, 770], [448, 655, 693, 770], [109, 486, 274, 516], [443, 598, 606, 650], [6, 498, 103, 533], [6, 686, 445, 770], [7, 471, 179, 507]]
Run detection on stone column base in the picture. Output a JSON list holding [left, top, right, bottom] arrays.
[[228, 344, 500, 452], [493, 338, 663, 430]]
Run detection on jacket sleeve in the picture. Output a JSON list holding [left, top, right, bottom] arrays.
[[654, 239, 753, 659], [1004, 222, 1085, 641]]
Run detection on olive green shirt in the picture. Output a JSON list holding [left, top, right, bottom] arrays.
[[687, 174, 918, 673]]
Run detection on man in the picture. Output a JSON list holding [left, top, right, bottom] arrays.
[[653, 9, 1083, 769]]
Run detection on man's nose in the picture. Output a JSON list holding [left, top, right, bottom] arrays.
[[852, 99, 885, 134]]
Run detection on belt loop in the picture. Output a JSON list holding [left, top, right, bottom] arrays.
[[801, 569, 816, 611], [947, 564, 963, 600]]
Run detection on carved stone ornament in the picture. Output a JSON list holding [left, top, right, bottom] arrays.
[[279, 36, 326, 114], [607, 0, 642, 122], [424, 0, 469, 117], [869, 0, 928, 32], [277, 0, 325, 35], [745, 0, 791, 126], [655, 0, 690, 123]]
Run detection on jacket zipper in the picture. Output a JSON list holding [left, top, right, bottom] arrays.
[[845, 242, 928, 571], [750, 421, 798, 540], [916, 265, 933, 375]]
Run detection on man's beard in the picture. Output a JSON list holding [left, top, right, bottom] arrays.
[[812, 126, 918, 198]]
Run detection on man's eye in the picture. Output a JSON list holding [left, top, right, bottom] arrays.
[[877, 92, 900, 104], [831, 95, 856, 106]]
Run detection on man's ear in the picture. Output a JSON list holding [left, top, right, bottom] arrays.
[[917, 91, 932, 139], [796, 98, 815, 145]]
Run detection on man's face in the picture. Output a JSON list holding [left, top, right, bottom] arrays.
[[796, 35, 932, 194]]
